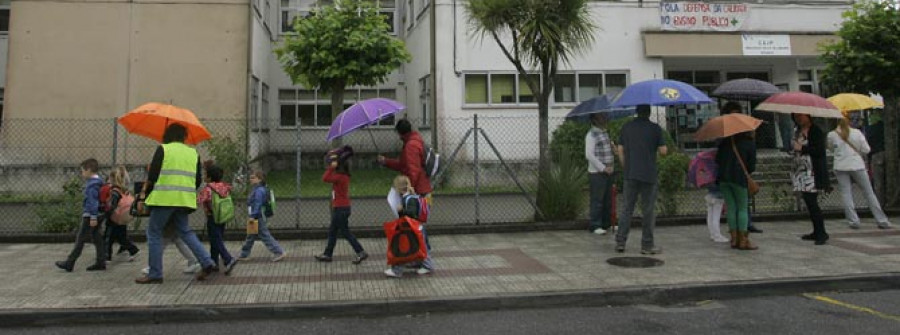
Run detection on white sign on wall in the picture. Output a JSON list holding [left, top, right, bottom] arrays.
[[741, 34, 792, 56], [659, 2, 749, 31]]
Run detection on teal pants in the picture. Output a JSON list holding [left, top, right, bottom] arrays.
[[720, 182, 749, 232]]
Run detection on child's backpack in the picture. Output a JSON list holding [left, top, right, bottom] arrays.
[[401, 194, 429, 223], [263, 188, 275, 218], [383, 216, 428, 266], [209, 187, 235, 225], [421, 145, 441, 179], [99, 184, 112, 212], [688, 150, 718, 188], [109, 187, 135, 225]]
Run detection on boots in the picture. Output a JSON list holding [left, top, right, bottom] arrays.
[[730, 231, 739, 249], [738, 232, 758, 250]]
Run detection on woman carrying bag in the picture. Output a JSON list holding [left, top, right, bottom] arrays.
[[827, 117, 892, 229], [715, 131, 758, 250], [792, 114, 832, 245]]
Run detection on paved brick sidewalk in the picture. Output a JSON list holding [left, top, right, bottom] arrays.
[[1, 218, 899, 310]]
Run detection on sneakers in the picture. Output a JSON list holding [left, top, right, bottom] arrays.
[[877, 222, 893, 229], [416, 268, 432, 275], [55, 261, 74, 272], [224, 259, 238, 276], [128, 249, 140, 262], [849, 223, 861, 230], [352, 251, 369, 265], [593, 228, 607, 235], [142, 267, 150, 275], [640, 247, 662, 255], [384, 269, 402, 278], [183, 263, 202, 274], [272, 253, 287, 262], [711, 235, 730, 243], [86, 263, 106, 271]]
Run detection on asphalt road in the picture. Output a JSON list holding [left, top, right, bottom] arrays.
[[6, 290, 900, 334]]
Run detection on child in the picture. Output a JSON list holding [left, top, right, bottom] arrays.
[[315, 146, 368, 264], [198, 164, 238, 274], [705, 185, 730, 243], [55, 158, 106, 272], [384, 175, 433, 278], [103, 166, 140, 262], [238, 170, 286, 262]]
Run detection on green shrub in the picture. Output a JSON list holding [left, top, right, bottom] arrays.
[[203, 128, 249, 193], [34, 177, 84, 233], [536, 151, 588, 221], [656, 151, 690, 216]]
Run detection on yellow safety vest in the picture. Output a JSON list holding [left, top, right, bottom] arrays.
[[145, 142, 199, 209]]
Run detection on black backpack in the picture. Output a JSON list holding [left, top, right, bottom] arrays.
[[421, 144, 440, 179]]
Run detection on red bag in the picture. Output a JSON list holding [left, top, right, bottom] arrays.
[[99, 184, 112, 212], [383, 217, 428, 266]]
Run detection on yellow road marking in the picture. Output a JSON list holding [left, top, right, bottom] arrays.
[[803, 293, 900, 322]]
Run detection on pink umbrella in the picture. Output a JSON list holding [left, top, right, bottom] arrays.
[[755, 92, 843, 119]]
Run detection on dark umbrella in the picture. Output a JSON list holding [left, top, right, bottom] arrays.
[[565, 94, 636, 122], [712, 78, 781, 101]]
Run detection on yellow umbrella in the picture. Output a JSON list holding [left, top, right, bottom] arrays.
[[827, 93, 884, 113]]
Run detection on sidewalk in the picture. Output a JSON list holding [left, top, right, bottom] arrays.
[[1, 218, 899, 326]]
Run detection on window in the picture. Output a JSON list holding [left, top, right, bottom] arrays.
[[518, 74, 539, 103], [420, 75, 430, 126], [465, 74, 488, 104], [261, 83, 270, 130], [378, 0, 397, 35], [0, 8, 8, 33], [578, 74, 602, 102], [250, 76, 260, 130], [605, 73, 627, 97], [279, 87, 398, 127], [281, 0, 395, 34], [490, 74, 515, 104], [554, 74, 576, 103]]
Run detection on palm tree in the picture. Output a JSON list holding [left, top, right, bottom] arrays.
[[466, 0, 596, 219]]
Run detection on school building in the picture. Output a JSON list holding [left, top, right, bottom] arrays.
[[0, 0, 852, 164]]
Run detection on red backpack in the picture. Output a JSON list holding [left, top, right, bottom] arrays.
[[99, 184, 112, 212]]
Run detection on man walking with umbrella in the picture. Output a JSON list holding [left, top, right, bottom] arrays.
[[615, 105, 667, 254], [378, 119, 433, 198]]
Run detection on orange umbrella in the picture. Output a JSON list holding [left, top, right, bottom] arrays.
[[694, 113, 763, 142], [118, 102, 211, 145]]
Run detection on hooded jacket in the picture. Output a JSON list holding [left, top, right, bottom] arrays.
[[383, 131, 433, 195]]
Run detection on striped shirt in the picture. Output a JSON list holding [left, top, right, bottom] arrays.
[[585, 126, 614, 174]]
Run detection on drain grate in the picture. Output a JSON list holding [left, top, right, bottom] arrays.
[[606, 256, 664, 268]]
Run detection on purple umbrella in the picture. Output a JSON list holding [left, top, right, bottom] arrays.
[[326, 98, 406, 147]]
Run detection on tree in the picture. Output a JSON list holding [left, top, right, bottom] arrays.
[[466, 0, 595, 217], [275, 0, 411, 141], [820, 0, 900, 206]]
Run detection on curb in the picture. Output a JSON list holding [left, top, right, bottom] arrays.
[[4, 208, 898, 243], [2, 272, 899, 328]]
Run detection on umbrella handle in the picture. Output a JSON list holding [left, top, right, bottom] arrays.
[[366, 127, 380, 153]]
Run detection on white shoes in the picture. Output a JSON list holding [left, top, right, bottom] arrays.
[[416, 268, 432, 275], [272, 253, 287, 262], [593, 228, 607, 235], [711, 235, 730, 243], [183, 263, 202, 274], [384, 269, 402, 278]]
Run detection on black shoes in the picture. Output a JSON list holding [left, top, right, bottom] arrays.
[[801, 233, 816, 241], [315, 254, 333, 262], [224, 259, 238, 276], [86, 263, 106, 271], [352, 251, 369, 265], [55, 261, 74, 272], [135, 276, 163, 284], [195, 265, 216, 281], [748, 226, 763, 233]]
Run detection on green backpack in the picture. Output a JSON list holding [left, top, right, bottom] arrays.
[[210, 187, 235, 225]]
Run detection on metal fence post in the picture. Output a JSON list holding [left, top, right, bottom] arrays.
[[295, 123, 302, 229], [112, 117, 118, 166], [474, 114, 480, 225]]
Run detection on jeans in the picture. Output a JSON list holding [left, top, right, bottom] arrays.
[[206, 216, 234, 266], [104, 220, 139, 260], [324, 207, 364, 257], [802, 192, 828, 240], [616, 179, 658, 249], [835, 169, 890, 225], [778, 115, 794, 151], [66, 217, 105, 265], [720, 182, 749, 232], [146, 206, 214, 279], [391, 225, 434, 275], [240, 215, 284, 258], [588, 172, 614, 231]]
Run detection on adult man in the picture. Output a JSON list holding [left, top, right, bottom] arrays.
[[616, 105, 666, 254], [585, 113, 615, 235], [378, 119, 433, 197], [135, 124, 216, 284]]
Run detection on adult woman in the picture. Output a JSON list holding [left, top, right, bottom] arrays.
[[715, 131, 757, 250], [792, 114, 831, 245], [827, 117, 892, 229]]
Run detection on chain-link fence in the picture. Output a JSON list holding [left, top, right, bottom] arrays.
[[0, 115, 881, 235]]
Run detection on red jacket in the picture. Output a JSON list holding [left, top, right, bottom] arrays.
[[198, 182, 232, 216], [322, 167, 351, 208], [383, 131, 433, 195]]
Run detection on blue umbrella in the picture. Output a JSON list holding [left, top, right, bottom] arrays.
[[611, 79, 713, 107], [565, 94, 636, 122]]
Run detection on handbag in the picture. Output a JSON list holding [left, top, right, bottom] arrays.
[[732, 139, 760, 196]]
